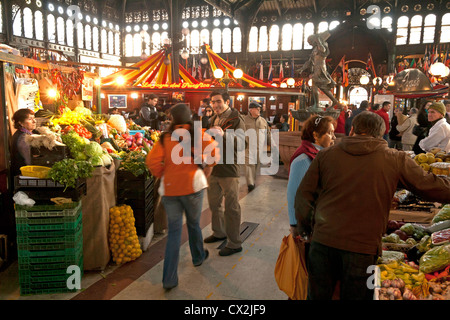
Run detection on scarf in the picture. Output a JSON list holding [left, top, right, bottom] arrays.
[[289, 140, 319, 165]]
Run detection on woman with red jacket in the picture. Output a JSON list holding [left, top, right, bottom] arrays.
[[146, 103, 219, 290]]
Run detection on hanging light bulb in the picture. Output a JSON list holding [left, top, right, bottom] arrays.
[[200, 56, 208, 64], [214, 69, 224, 79], [163, 56, 170, 65], [360, 74, 370, 85], [115, 76, 125, 86], [430, 62, 447, 77], [233, 68, 243, 79], [280, 83, 288, 88], [286, 78, 295, 86], [47, 88, 58, 99]]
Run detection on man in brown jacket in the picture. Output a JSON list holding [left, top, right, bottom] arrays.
[[295, 111, 450, 300]]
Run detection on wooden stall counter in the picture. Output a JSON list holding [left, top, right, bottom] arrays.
[[389, 206, 440, 225]]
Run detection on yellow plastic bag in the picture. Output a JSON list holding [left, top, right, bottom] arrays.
[[274, 234, 308, 300]]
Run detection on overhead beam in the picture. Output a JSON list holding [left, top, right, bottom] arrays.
[[274, 0, 282, 16], [203, 0, 233, 17]]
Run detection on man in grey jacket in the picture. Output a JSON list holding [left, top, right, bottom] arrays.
[[140, 93, 159, 129], [295, 111, 450, 300]]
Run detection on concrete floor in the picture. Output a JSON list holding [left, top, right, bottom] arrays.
[[0, 168, 292, 301]]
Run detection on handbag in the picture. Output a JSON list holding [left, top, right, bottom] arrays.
[[274, 234, 308, 300], [412, 125, 425, 137]]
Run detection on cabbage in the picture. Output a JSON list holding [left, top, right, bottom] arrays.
[[90, 156, 103, 166], [85, 141, 103, 158], [101, 153, 112, 166]]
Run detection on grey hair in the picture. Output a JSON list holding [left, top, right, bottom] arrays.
[[410, 107, 418, 115]]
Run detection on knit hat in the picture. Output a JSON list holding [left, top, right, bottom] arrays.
[[170, 103, 192, 125], [429, 101, 446, 116], [249, 102, 261, 109]]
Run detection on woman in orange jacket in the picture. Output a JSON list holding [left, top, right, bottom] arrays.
[[146, 103, 219, 290]]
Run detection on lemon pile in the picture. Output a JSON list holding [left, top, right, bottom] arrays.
[[414, 152, 443, 172], [108, 205, 142, 265]]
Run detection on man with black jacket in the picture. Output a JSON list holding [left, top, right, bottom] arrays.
[[203, 91, 246, 256], [140, 93, 159, 129]]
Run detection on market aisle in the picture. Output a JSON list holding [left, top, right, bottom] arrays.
[[1, 170, 291, 300]]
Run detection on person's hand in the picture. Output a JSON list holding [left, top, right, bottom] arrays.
[[289, 226, 299, 238], [209, 126, 224, 137]]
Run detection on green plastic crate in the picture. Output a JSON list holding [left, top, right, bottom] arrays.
[[17, 228, 83, 251], [17, 238, 83, 258], [16, 216, 82, 239], [15, 201, 80, 213], [19, 256, 83, 277], [15, 210, 82, 232], [18, 250, 83, 271]]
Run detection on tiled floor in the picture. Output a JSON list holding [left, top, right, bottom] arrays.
[[0, 168, 292, 300]]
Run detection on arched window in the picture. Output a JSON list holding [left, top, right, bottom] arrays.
[[85, 25, 92, 50], [212, 28, 221, 52], [116, 33, 122, 55], [259, 26, 268, 52], [77, 22, 84, 48], [93, 27, 99, 51], [57, 17, 65, 44], [48, 14, 56, 43], [161, 31, 169, 47], [396, 16, 409, 45], [248, 26, 258, 52], [318, 21, 328, 33], [223, 28, 232, 53], [440, 13, 450, 43], [269, 25, 279, 51], [125, 34, 133, 57], [0, 2, 2, 33], [232, 27, 241, 52], [23, 8, 33, 38], [304, 22, 314, 49], [292, 23, 303, 50], [35, 11, 44, 40], [108, 31, 114, 54], [190, 29, 200, 53], [409, 15, 422, 44], [133, 33, 141, 56], [329, 20, 340, 30], [66, 19, 73, 46], [101, 29, 107, 53], [381, 16, 392, 31], [281, 24, 293, 51], [151, 32, 160, 53], [200, 29, 210, 45], [12, 5, 22, 37], [423, 14, 436, 43]]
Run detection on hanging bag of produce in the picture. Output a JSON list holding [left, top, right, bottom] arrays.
[[419, 244, 450, 274], [274, 234, 308, 300]]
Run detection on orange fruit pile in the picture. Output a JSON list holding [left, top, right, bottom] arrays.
[[108, 205, 142, 265]]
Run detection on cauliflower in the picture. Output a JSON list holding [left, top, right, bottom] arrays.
[[85, 141, 103, 158]]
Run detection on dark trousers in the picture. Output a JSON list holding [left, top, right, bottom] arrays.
[[306, 241, 377, 300]]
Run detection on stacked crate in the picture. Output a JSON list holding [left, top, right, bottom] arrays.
[[15, 201, 83, 295], [116, 171, 155, 237]]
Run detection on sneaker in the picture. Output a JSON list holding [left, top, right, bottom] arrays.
[[248, 184, 255, 192], [219, 246, 243, 256], [194, 249, 209, 267], [204, 235, 227, 243]]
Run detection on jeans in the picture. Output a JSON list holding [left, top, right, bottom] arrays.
[[161, 189, 207, 289], [306, 241, 377, 300]]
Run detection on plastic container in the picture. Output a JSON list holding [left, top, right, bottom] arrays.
[[430, 162, 450, 176], [129, 130, 145, 136], [20, 166, 51, 178]]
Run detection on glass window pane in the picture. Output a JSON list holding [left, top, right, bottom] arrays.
[[281, 24, 292, 51], [35, 11, 44, 40], [57, 17, 65, 44], [93, 27, 99, 51], [329, 20, 340, 30], [248, 26, 258, 52], [85, 25, 92, 50], [161, 31, 169, 47], [0, 2, 2, 33], [318, 21, 328, 33], [269, 25, 279, 51], [23, 8, 33, 38], [101, 29, 107, 53], [77, 22, 83, 48], [66, 19, 73, 46], [292, 23, 303, 50], [12, 6, 22, 37], [142, 32, 149, 56], [212, 28, 221, 52], [200, 29, 210, 45], [304, 22, 314, 49], [423, 14, 436, 43], [108, 31, 114, 54], [191, 29, 200, 53], [396, 16, 408, 45], [232, 27, 241, 52], [48, 14, 56, 43], [440, 13, 450, 43], [258, 26, 268, 52], [381, 17, 392, 31], [151, 32, 160, 53], [223, 28, 231, 53], [409, 15, 422, 44], [133, 33, 141, 56], [125, 34, 133, 57]]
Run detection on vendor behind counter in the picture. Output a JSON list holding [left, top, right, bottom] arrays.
[[10, 108, 37, 176]]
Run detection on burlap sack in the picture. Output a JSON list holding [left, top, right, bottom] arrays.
[[82, 161, 116, 270]]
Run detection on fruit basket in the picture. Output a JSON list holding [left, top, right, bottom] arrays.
[[20, 166, 51, 179]]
